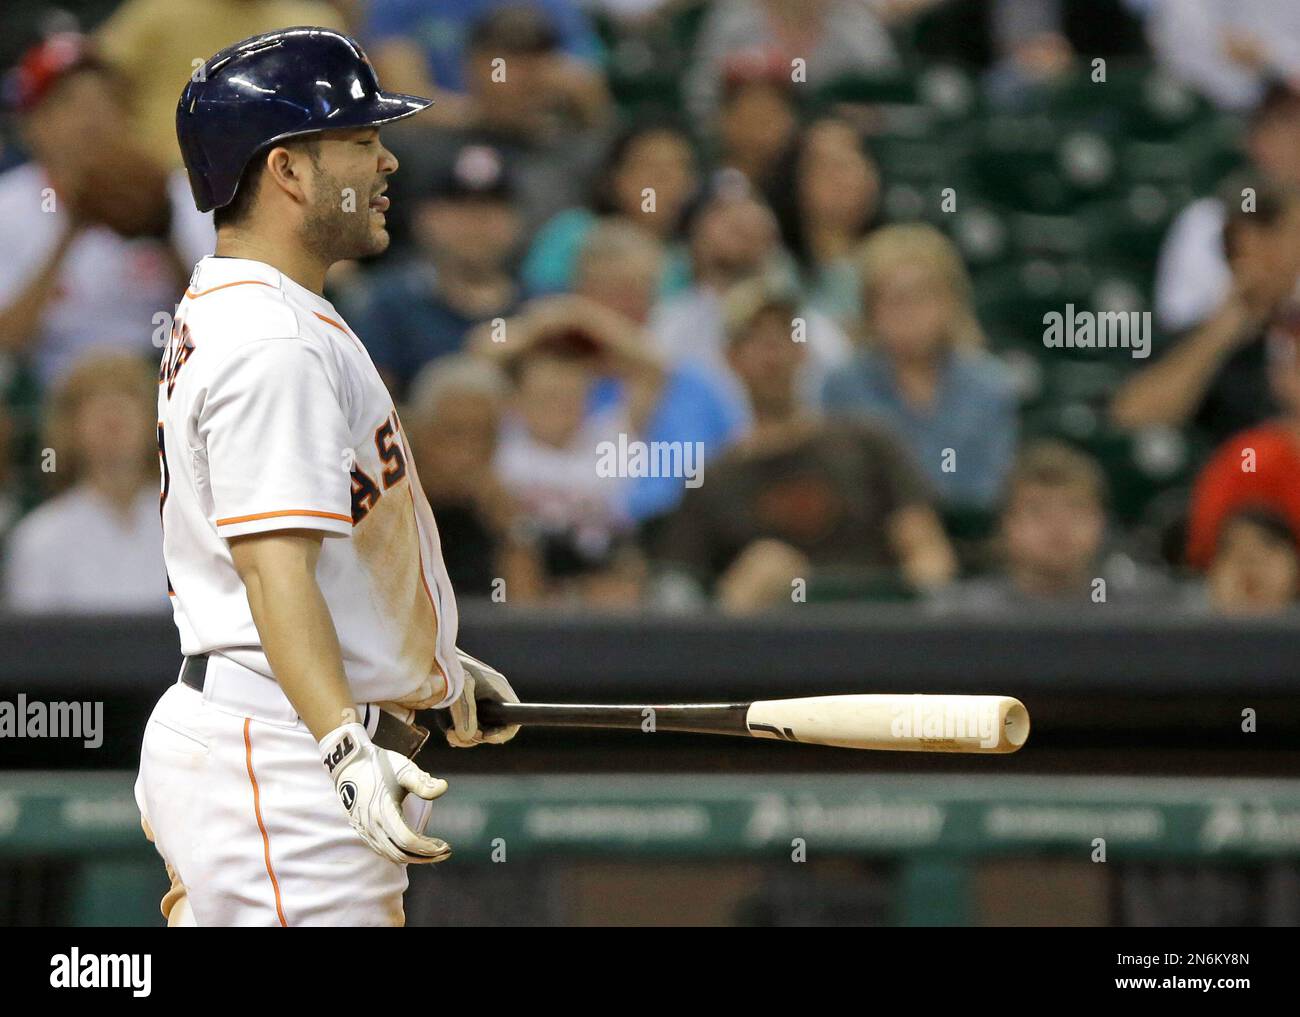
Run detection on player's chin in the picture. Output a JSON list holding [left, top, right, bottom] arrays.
[[358, 217, 391, 256]]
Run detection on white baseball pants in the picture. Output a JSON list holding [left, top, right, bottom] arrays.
[[135, 654, 433, 926]]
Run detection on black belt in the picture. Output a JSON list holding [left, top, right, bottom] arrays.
[[180, 654, 430, 758]]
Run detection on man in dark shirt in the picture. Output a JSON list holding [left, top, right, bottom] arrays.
[[337, 142, 522, 399], [656, 278, 956, 612], [1111, 179, 1300, 446]]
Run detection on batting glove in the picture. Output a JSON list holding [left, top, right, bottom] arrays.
[[445, 649, 521, 748], [319, 722, 452, 864]]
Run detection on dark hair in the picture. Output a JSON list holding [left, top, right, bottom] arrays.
[[467, 5, 560, 55], [591, 117, 698, 225], [213, 137, 319, 230], [1219, 506, 1298, 551], [1219, 174, 1293, 261], [1007, 439, 1108, 509], [765, 116, 879, 271], [1249, 80, 1300, 128]]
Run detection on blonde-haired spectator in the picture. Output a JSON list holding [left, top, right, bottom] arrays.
[[821, 223, 1018, 510], [3, 351, 166, 613]]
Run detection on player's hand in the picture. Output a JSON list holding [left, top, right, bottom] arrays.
[[319, 722, 452, 864], [445, 649, 521, 748]]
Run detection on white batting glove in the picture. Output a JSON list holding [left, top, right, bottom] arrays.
[[319, 722, 452, 864], [445, 649, 521, 748]]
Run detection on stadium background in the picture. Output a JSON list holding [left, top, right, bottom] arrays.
[[1, 0, 1298, 926]]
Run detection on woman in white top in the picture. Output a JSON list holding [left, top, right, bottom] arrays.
[[3, 349, 167, 613]]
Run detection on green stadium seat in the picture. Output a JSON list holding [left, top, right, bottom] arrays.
[[814, 70, 920, 107], [804, 568, 918, 604]]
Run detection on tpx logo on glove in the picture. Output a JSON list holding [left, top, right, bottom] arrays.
[[323, 735, 355, 774], [339, 781, 358, 811]]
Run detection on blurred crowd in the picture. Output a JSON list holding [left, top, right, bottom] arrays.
[[3, 0, 1300, 618]]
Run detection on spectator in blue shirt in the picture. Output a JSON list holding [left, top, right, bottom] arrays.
[[821, 223, 1018, 510]]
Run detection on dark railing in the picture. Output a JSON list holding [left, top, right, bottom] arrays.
[[1, 603, 1297, 772]]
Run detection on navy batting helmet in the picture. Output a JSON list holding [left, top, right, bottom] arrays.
[[177, 26, 432, 213]]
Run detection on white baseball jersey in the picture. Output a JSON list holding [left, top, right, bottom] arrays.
[[157, 255, 463, 710]]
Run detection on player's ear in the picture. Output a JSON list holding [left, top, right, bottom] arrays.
[[263, 144, 313, 205]]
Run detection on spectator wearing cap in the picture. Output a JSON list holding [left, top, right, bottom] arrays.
[[1112, 178, 1300, 444], [650, 171, 852, 422], [336, 143, 523, 400], [654, 275, 955, 613], [0, 33, 214, 389], [364, 0, 607, 125], [1185, 326, 1300, 572], [1151, 84, 1300, 338], [928, 440, 1173, 614], [521, 119, 699, 298], [2, 351, 167, 614], [821, 224, 1018, 511], [381, 5, 611, 238], [93, 0, 348, 167], [685, 0, 900, 126]]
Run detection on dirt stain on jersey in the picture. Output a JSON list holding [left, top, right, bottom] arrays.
[[351, 470, 442, 704]]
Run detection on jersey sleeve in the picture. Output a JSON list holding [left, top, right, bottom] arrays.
[[199, 337, 354, 540]]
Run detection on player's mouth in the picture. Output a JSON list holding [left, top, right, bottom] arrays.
[[369, 191, 389, 213]]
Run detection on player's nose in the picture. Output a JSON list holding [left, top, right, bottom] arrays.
[[378, 143, 398, 175]]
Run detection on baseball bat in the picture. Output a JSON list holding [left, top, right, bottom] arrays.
[[476, 694, 1029, 754]]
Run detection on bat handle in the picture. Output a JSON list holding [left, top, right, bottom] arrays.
[[430, 699, 516, 731], [476, 699, 512, 728]]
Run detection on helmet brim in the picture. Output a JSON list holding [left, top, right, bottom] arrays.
[[294, 89, 433, 134]]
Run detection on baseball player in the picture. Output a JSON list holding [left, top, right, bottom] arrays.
[[135, 26, 520, 927]]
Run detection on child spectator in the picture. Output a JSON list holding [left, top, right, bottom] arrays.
[[931, 440, 1171, 612], [822, 223, 1018, 510], [1203, 508, 1300, 616], [3, 351, 166, 613], [481, 220, 742, 523], [487, 334, 644, 605]]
